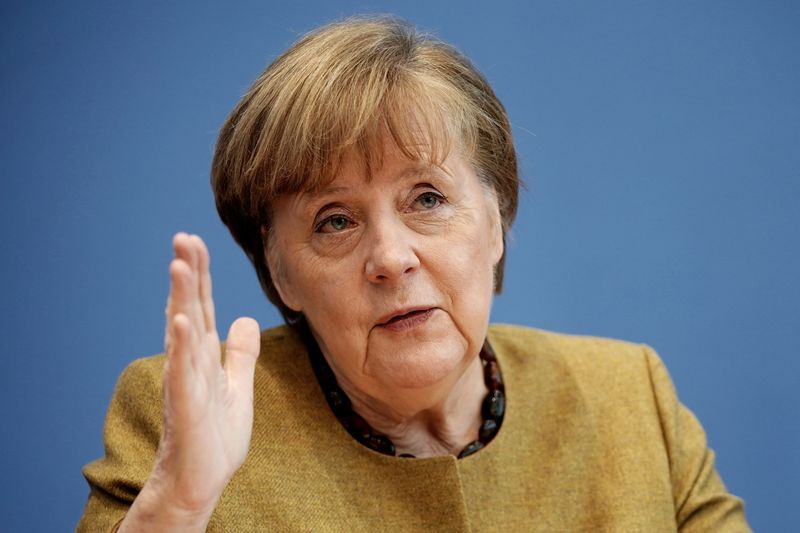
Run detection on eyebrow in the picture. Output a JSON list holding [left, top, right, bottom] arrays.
[[298, 163, 456, 219], [312, 185, 349, 197], [310, 166, 444, 197]]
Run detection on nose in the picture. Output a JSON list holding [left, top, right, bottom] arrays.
[[364, 216, 420, 284]]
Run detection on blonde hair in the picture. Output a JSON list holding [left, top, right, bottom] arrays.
[[212, 16, 519, 325]]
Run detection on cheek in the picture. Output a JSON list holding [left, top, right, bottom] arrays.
[[448, 251, 495, 311], [292, 259, 343, 314], [431, 219, 497, 321], [444, 207, 499, 274], [287, 250, 370, 334], [277, 242, 337, 313]]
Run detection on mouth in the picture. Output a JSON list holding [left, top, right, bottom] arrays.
[[376, 307, 436, 331]]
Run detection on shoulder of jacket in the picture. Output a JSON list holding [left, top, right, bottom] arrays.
[[488, 323, 654, 379], [118, 352, 166, 389], [257, 324, 304, 357]]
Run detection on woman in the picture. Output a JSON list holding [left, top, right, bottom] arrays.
[[78, 17, 750, 531]]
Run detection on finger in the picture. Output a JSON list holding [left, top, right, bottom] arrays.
[[184, 235, 221, 376], [165, 257, 187, 353], [167, 260, 201, 370], [168, 233, 191, 323], [173, 233, 206, 338], [165, 233, 188, 355], [165, 312, 193, 399], [173, 232, 197, 271], [165, 233, 187, 315], [224, 317, 261, 398], [168, 258, 193, 321], [192, 235, 217, 334]]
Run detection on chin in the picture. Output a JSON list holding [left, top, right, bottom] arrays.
[[365, 333, 469, 390]]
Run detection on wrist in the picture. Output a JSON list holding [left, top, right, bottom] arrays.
[[118, 470, 220, 532]]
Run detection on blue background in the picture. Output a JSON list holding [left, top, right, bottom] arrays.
[[1, 1, 797, 531]]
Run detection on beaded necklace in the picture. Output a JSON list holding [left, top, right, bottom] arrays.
[[301, 324, 505, 459]]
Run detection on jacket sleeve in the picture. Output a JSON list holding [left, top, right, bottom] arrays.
[[76, 355, 165, 532], [643, 346, 751, 532]]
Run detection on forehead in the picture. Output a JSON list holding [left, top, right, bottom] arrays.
[[282, 95, 470, 192], [313, 145, 473, 198], [304, 130, 464, 191]]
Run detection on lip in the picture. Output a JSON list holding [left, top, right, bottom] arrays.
[[375, 306, 437, 330]]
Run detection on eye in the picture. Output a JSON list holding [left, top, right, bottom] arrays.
[[315, 214, 354, 233], [415, 191, 444, 210]]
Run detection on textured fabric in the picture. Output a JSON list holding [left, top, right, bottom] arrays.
[[77, 324, 750, 532]]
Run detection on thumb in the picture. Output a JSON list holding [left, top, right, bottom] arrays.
[[224, 317, 261, 394]]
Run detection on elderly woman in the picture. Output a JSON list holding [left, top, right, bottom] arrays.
[[78, 17, 749, 532]]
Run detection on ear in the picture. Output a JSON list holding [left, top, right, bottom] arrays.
[[262, 226, 303, 312]]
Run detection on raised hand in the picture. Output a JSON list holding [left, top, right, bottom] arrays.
[[120, 233, 261, 532]]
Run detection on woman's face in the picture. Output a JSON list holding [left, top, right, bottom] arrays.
[[268, 140, 503, 401]]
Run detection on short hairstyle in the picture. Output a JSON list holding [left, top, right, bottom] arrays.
[[211, 16, 519, 326]]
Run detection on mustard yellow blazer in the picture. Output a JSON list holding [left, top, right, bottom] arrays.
[[78, 324, 750, 532]]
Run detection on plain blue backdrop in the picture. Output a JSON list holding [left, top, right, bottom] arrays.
[[1, 1, 797, 531]]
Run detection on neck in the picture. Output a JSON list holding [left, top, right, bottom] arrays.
[[300, 321, 500, 458], [335, 353, 488, 458]]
